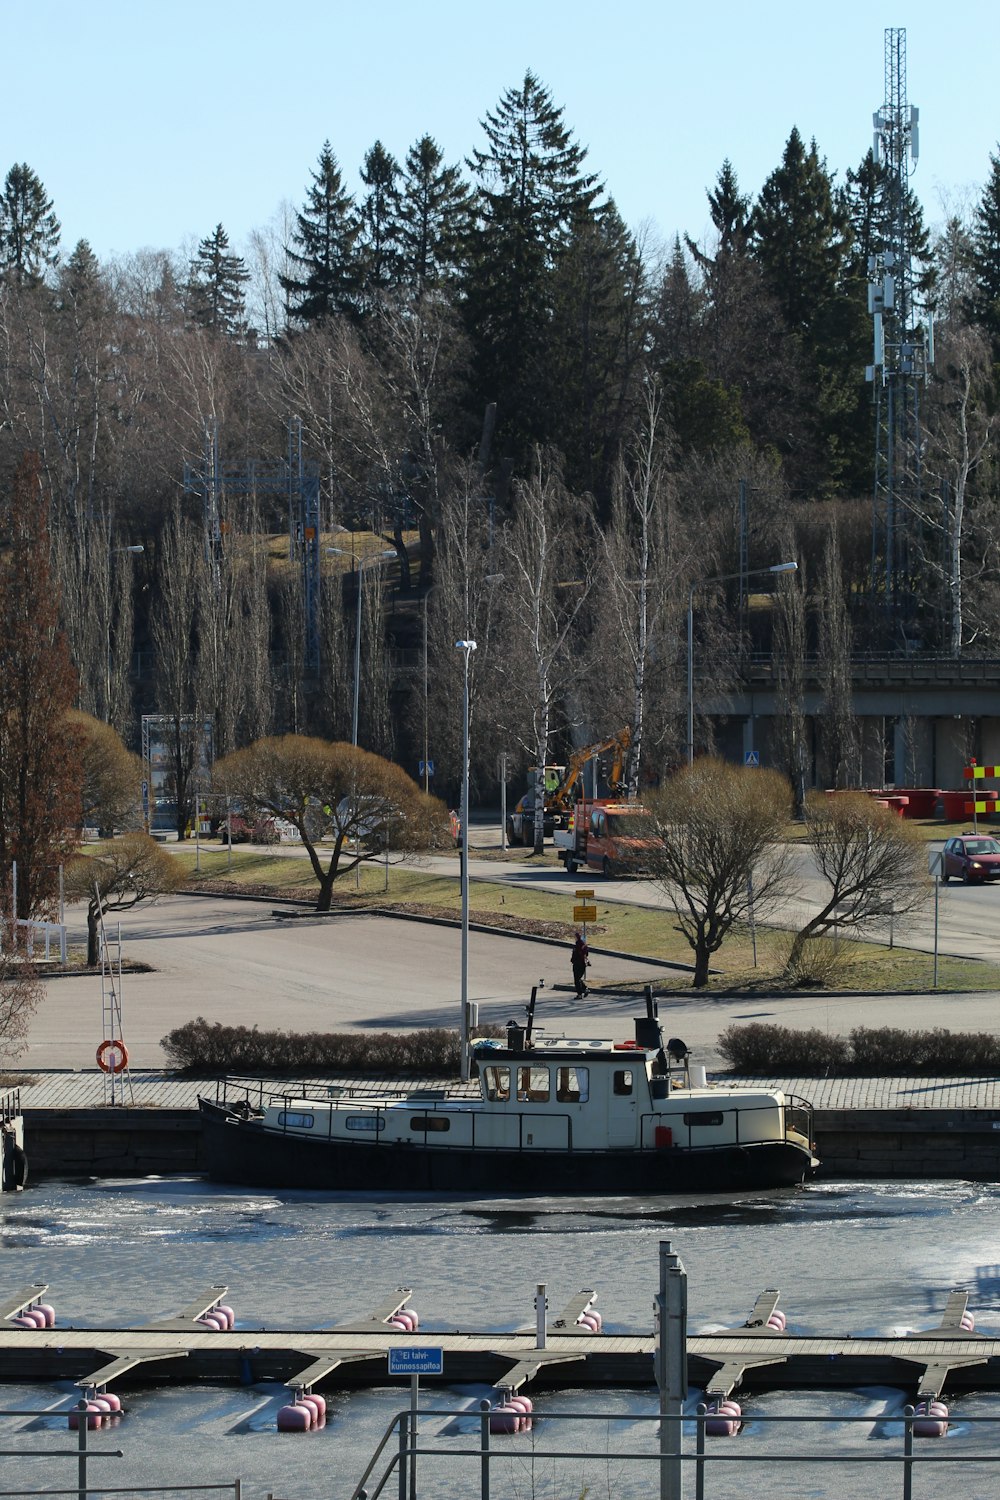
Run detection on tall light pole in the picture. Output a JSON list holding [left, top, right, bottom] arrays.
[[106, 544, 144, 723], [687, 561, 797, 766], [456, 638, 476, 1082], [328, 547, 393, 745]]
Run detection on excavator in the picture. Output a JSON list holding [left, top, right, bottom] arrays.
[[506, 729, 632, 847]]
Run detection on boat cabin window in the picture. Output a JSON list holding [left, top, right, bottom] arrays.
[[345, 1115, 384, 1132], [683, 1111, 724, 1127], [517, 1066, 550, 1103], [410, 1116, 450, 1133], [278, 1111, 314, 1129], [613, 1070, 634, 1096], [556, 1066, 589, 1103], [483, 1066, 511, 1101]]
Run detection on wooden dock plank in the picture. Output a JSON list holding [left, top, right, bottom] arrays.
[[333, 1289, 412, 1331], [0, 1286, 48, 1322], [149, 1286, 229, 1331], [75, 1349, 189, 1389]]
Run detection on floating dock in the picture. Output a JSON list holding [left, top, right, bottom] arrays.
[[3, 1283, 1000, 1405]]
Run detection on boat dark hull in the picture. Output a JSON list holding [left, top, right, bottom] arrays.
[[198, 1100, 813, 1195]]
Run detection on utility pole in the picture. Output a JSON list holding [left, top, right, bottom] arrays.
[[654, 1240, 687, 1500]]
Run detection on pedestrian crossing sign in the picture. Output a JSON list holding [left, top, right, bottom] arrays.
[[744, 750, 760, 767]]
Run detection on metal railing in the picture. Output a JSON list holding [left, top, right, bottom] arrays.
[[0, 1402, 243, 1498], [213, 1079, 813, 1160], [0, 1089, 20, 1126], [350, 1401, 1000, 1500]]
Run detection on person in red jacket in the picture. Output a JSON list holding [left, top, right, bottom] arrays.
[[571, 931, 589, 998]]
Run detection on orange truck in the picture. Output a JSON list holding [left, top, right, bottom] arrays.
[[554, 797, 654, 876]]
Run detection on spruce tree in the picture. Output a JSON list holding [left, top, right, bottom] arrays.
[[357, 141, 402, 301], [967, 148, 1000, 355], [463, 71, 600, 466], [281, 142, 360, 325], [188, 223, 249, 336], [0, 162, 60, 287], [398, 135, 471, 291]]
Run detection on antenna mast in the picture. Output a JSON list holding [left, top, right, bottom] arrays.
[[867, 26, 932, 635]]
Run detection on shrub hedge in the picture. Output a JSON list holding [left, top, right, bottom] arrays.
[[161, 1017, 473, 1075], [719, 1021, 1000, 1076]]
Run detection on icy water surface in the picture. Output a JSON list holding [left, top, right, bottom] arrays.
[[2, 1177, 1000, 1497]]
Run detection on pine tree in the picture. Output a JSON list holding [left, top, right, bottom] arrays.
[[357, 141, 402, 301], [398, 135, 471, 291], [750, 130, 869, 493], [188, 223, 249, 336], [967, 149, 1000, 355], [281, 142, 360, 325], [0, 162, 60, 287], [685, 159, 750, 275], [463, 71, 600, 466]]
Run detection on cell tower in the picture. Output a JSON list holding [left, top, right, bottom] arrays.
[[866, 26, 933, 632]]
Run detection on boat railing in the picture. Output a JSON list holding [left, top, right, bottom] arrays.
[[0, 1089, 19, 1126], [639, 1094, 813, 1153]]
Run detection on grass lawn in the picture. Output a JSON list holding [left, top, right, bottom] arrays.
[[167, 845, 1000, 996]]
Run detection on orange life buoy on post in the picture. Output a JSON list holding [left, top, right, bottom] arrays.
[[96, 1040, 128, 1074]]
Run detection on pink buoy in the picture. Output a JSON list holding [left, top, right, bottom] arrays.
[[913, 1400, 948, 1438], [12, 1314, 38, 1328], [34, 1304, 56, 1327], [386, 1317, 409, 1332], [215, 1304, 235, 1329], [960, 1312, 975, 1332], [198, 1313, 225, 1331], [98, 1391, 122, 1413], [766, 1310, 786, 1331], [508, 1396, 532, 1431], [69, 1403, 103, 1430], [705, 1399, 742, 1437], [391, 1311, 416, 1332], [489, 1404, 522, 1434], [406, 1308, 419, 1330], [277, 1403, 312, 1432], [298, 1394, 325, 1425]]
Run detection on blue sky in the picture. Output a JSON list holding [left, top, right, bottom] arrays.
[[5, 0, 999, 266]]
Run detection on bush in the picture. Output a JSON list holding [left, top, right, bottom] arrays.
[[720, 1021, 1000, 1076], [160, 1017, 497, 1075], [777, 933, 854, 989], [718, 1022, 850, 1075]]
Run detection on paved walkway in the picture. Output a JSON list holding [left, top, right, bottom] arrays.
[[13, 1069, 1000, 1112]]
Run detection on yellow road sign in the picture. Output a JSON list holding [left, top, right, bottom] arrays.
[[575, 889, 595, 899], [573, 904, 597, 923]]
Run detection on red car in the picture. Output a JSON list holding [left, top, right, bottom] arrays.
[[941, 834, 1000, 883]]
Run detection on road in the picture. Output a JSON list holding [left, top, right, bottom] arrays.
[[425, 826, 1000, 966]]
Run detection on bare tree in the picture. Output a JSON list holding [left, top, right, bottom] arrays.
[[772, 558, 808, 815], [68, 711, 143, 833], [816, 523, 858, 789], [644, 758, 794, 988], [0, 943, 42, 1067], [214, 735, 448, 910], [150, 502, 204, 839], [922, 325, 997, 655], [65, 832, 183, 966], [496, 454, 595, 852], [786, 792, 928, 973], [594, 380, 681, 793]]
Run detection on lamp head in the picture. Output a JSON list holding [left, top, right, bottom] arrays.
[[455, 639, 478, 652], [769, 561, 798, 574]]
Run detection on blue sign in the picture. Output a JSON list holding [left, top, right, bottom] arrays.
[[744, 750, 760, 767], [387, 1346, 444, 1376], [419, 760, 435, 777]]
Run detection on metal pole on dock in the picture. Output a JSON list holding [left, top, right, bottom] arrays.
[[536, 1283, 547, 1349], [76, 1398, 88, 1500], [655, 1240, 687, 1500]]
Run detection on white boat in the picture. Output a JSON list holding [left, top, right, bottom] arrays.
[[199, 993, 818, 1193]]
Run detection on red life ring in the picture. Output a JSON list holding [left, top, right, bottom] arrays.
[[96, 1040, 128, 1074]]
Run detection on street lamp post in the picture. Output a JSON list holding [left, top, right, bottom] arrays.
[[455, 638, 477, 1082], [327, 547, 394, 746], [687, 561, 798, 766]]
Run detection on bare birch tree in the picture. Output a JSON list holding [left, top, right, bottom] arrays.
[[495, 454, 595, 853]]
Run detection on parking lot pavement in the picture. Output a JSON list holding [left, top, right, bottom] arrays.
[[27, 896, 665, 1071]]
